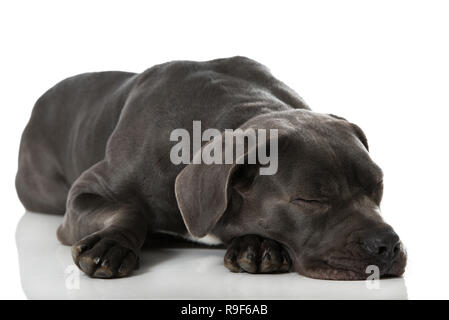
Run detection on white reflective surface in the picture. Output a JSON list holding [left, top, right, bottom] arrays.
[[16, 212, 408, 299]]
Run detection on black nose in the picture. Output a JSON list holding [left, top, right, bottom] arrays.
[[361, 229, 401, 261]]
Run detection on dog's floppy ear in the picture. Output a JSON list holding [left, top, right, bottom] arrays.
[[349, 122, 369, 151], [175, 161, 242, 238], [329, 114, 369, 151], [174, 129, 279, 237]]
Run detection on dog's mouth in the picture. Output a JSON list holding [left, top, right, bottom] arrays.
[[294, 248, 407, 281]]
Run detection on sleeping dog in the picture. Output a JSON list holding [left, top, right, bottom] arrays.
[[16, 56, 406, 280]]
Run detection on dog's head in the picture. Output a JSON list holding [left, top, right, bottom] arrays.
[[175, 109, 406, 280]]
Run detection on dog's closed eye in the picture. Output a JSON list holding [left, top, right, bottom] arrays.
[[290, 198, 326, 206]]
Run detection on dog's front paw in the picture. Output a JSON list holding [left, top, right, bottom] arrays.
[[224, 235, 291, 274], [71, 231, 138, 278]]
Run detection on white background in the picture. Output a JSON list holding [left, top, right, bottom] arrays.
[[1, 0, 448, 299]]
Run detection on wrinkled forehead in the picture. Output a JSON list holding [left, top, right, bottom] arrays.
[[271, 115, 383, 198]]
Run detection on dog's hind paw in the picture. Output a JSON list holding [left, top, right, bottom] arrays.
[[71, 231, 139, 278], [224, 235, 291, 274]]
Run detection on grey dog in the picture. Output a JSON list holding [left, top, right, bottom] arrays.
[[16, 56, 406, 280]]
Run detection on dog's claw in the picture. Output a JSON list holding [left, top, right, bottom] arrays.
[[224, 235, 292, 274], [224, 251, 240, 272]]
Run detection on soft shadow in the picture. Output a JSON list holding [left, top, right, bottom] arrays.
[[16, 211, 408, 299]]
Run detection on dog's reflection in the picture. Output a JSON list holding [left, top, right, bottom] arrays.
[[16, 211, 408, 299]]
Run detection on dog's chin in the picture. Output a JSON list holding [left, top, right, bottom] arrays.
[[300, 265, 368, 280], [297, 251, 407, 281]]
